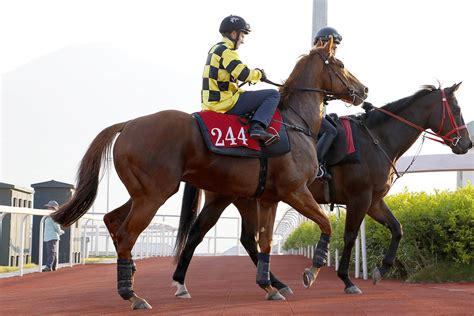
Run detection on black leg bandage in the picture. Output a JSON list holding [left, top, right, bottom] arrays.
[[312, 233, 330, 268], [256, 253, 271, 288], [117, 258, 136, 300]]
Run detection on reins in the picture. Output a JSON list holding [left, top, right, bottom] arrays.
[[370, 89, 465, 146]]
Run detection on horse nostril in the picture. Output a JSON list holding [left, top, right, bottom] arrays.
[[364, 86, 369, 94]]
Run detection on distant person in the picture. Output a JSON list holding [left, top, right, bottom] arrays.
[[202, 15, 280, 144], [43, 200, 64, 272], [313, 26, 343, 180]]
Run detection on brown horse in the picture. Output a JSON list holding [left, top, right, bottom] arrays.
[[172, 83, 472, 297], [52, 40, 368, 310]]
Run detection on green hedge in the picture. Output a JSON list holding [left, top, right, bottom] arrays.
[[283, 184, 474, 279]]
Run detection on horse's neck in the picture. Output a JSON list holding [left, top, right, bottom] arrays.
[[371, 102, 433, 161], [281, 94, 324, 134]]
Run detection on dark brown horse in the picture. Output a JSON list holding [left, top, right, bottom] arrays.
[[172, 83, 472, 297], [52, 40, 368, 310]]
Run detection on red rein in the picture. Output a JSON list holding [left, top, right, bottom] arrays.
[[373, 89, 465, 146]]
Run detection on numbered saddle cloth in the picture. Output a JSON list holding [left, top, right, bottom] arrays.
[[192, 110, 290, 158]]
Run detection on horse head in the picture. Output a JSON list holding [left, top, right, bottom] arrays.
[[312, 39, 368, 106], [429, 83, 472, 154], [280, 39, 368, 107]]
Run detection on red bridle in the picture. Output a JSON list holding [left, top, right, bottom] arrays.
[[372, 89, 466, 146]]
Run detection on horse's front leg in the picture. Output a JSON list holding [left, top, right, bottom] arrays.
[[255, 200, 285, 300], [367, 199, 403, 284], [284, 188, 332, 289]]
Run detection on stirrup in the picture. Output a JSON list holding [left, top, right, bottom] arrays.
[[316, 165, 325, 178], [264, 127, 280, 145]]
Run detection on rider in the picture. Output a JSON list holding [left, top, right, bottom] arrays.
[[201, 15, 280, 144], [313, 26, 343, 181]]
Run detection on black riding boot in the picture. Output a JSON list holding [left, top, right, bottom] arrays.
[[249, 122, 278, 144], [316, 132, 336, 180]]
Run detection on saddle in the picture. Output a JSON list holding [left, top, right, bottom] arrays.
[[324, 114, 361, 167], [192, 110, 290, 158]]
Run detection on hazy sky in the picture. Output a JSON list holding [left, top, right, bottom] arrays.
[[1, 0, 473, 222]]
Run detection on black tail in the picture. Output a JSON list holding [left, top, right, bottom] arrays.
[[174, 182, 200, 262], [51, 122, 127, 227]]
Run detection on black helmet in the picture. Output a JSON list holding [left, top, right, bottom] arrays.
[[313, 26, 342, 45], [219, 15, 251, 34]]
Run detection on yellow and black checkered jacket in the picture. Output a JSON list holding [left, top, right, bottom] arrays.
[[201, 37, 262, 113]]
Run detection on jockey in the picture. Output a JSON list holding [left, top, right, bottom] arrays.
[[313, 26, 343, 180], [201, 15, 280, 144]]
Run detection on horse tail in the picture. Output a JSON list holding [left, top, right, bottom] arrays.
[[174, 182, 201, 262], [51, 121, 128, 227]]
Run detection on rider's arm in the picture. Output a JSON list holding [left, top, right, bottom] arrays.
[[221, 49, 262, 83]]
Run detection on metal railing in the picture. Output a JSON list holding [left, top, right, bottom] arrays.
[[0, 206, 245, 277], [274, 205, 368, 280], [0, 206, 177, 277]]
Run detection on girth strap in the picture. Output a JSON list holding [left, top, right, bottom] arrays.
[[252, 142, 269, 198]]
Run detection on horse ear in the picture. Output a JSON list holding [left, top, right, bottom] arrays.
[[453, 82, 462, 91], [447, 82, 462, 94]]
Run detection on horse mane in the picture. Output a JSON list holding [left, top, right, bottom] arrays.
[[363, 85, 438, 126], [278, 49, 322, 108]]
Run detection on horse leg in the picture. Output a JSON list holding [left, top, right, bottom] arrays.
[[254, 200, 285, 301], [103, 199, 132, 251], [283, 188, 331, 288], [172, 194, 233, 298], [234, 199, 293, 296], [367, 199, 403, 284], [114, 175, 180, 310], [337, 196, 371, 294]]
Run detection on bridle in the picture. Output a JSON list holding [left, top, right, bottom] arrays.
[[260, 51, 365, 105], [371, 89, 466, 147], [258, 51, 366, 138]]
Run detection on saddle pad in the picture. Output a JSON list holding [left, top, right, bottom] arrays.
[[325, 114, 360, 166], [192, 110, 290, 158]]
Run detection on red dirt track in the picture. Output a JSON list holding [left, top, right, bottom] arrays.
[[1, 256, 473, 315]]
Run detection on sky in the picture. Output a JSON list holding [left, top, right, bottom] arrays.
[[1, 0, 473, 228]]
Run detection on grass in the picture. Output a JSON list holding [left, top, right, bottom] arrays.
[[84, 255, 117, 264], [406, 262, 474, 283], [0, 263, 38, 273]]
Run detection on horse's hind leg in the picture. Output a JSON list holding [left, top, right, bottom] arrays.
[[172, 194, 233, 298], [115, 179, 180, 310], [235, 199, 293, 296], [103, 199, 132, 251], [367, 199, 402, 284], [283, 188, 331, 289], [337, 195, 371, 294]]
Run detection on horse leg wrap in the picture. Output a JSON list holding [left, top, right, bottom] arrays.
[[117, 258, 136, 300], [256, 253, 271, 289], [312, 233, 330, 268]]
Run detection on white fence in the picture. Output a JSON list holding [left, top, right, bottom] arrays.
[[0, 206, 244, 277], [0, 206, 176, 277], [274, 206, 368, 280]]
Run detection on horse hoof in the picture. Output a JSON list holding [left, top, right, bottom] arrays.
[[372, 267, 382, 285], [131, 299, 152, 310], [278, 286, 294, 297], [302, 269, 315, 288], [172, 281, 192, 298], [175, 291, 191, 299], [344, 285, 362, 294], [266, 291, 286, 300]]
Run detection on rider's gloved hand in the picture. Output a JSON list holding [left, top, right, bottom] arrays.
[[362, 101, 374, 112], [256, 68, 267, 81]]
